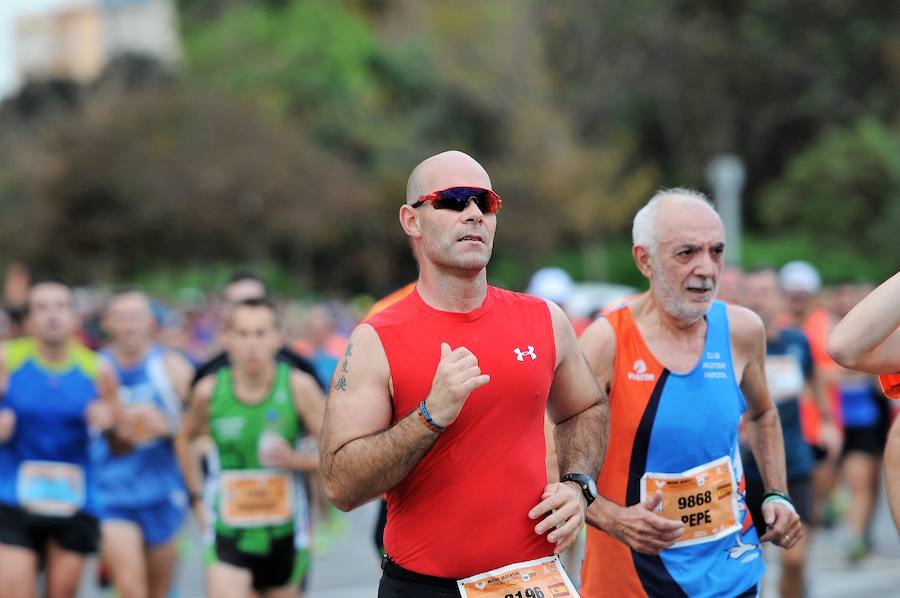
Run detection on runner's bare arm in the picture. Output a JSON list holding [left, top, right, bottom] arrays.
[[731, 307, 787, 492], [284, 370, 325, 472], [885, 417, 900, 531], [292, 370, 325, 438], [810, 365, 841, 460], [90, 362, 132, 452], [731, 305, 801, 548], [546, 302, 609, 475], [175, 376, 213, 505], [163, 349, 196, 405], [321, 323, 489, 511], [0, 344, 13, 443], [545, 416, 559, 483], [828, 270, 900, 374], [530, 303, 609, 553], [578, 316, 684, 554]]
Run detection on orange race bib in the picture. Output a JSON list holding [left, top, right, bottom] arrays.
[[16, 461, 86, 516], [219, 470, 294, 528], [641, 455, 739, 548], [457, 556, 579, 598]]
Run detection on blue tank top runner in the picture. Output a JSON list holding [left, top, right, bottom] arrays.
[[92, 346, 186, 509], [0, 338, 102, 516]]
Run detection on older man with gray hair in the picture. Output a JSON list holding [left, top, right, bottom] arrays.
[[578, 188, 801, 598]]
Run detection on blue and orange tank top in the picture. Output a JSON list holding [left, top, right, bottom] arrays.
[[581, 301, 765, 598], [0, 338, 103, 516], [367, 285, 556, 579]]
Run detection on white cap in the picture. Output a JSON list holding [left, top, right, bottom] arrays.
[[778, 260, 822, 294], [526, 267, 575, 306]]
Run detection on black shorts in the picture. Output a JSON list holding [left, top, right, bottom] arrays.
[[215, 533, 307, 591], [378, 575, 460, 598], [843, 394, 891, 457], [0, 503, 99, 555], [745, 477, 813, 538], [378, 557, 458, 598], [843, 424, 889, 457]]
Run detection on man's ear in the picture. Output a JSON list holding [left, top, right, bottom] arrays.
[[633, 245, 654, 279], [399, 204, 422, 238]]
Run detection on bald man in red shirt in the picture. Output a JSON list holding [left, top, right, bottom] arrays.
[[320, 151, 609, 597]]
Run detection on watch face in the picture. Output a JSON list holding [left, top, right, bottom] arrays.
[[564, 473, 597, 501]]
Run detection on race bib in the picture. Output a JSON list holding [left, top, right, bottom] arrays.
[[765, 355, 805, 403], [17, 461, 86, 516], [641, 455, 739, 548], [219, 470, 293, 528], [458, 556, 579, 598]]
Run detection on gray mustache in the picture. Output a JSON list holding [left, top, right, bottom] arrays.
[[685, 279, 714, 290]]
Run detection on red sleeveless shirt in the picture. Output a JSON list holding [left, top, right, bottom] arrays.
[[366, 285, 556, 578]]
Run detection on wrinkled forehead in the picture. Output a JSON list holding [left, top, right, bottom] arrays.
[[656, 200, 724, 247]]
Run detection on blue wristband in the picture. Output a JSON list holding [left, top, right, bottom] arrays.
[[418, 401, 445, 432]]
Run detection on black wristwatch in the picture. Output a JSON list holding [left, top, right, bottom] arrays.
[[561, 473, 598, 506]]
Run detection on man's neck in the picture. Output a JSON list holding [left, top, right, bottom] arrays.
[[232, 362, 276, 401], [111, 341, 152, 368], [35, 338, 71, 365], [631, 293, 709, 374], [416, 268, 488, 313], [634, 292, 707, 339]]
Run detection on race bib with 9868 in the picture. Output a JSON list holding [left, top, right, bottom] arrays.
[[640, 455, 739, 548], [457, 555, 579, 598], [219, 470, 294, 528]]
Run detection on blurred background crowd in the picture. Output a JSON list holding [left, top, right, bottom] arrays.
[[0, 0, 898, 596]]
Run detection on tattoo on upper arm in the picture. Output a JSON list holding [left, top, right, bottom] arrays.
[[333, 342, 353, 392]]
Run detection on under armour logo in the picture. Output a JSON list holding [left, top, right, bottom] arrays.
[[514, 346, 537, 361]]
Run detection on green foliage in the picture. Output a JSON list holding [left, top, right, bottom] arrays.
[[183, 0, 438, 174], [1, 0, 897, 293], [743, 233, 893, 284], [538, 0, 900, 193], [758, 118, 900, 277]]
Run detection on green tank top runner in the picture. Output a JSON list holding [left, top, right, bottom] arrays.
[[209, 362, 303, 552]]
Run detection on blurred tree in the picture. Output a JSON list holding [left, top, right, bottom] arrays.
[[0, 59, 384, 290], [758, 117, 900, 276], [2, 0, 896, 293], [538, 0, 900, 212]]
